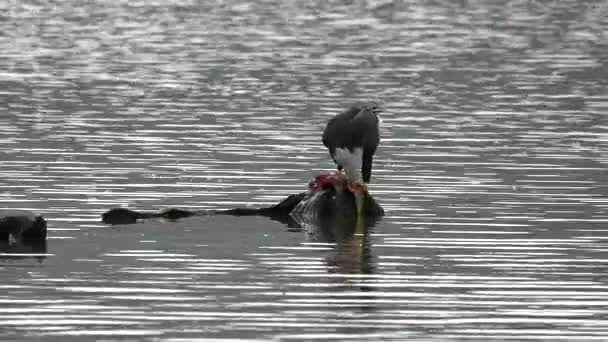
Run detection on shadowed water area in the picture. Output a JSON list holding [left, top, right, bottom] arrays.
[[1, 0, 608, 341]]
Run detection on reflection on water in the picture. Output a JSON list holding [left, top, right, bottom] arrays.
[[1, 0, 608, 340], [0, 241, 48, 264]]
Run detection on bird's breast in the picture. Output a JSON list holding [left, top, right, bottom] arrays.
[[334, 147, 363, 181]]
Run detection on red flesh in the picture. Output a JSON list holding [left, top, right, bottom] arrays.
[[308, 171, 365, 194]]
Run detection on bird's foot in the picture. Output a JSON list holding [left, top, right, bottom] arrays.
[[346, 180, 368, 194], [357, 181, 368, 194]]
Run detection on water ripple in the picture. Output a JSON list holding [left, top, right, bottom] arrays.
[[1, 0, 607, 341]]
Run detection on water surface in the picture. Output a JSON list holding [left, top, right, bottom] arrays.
[[1, 0, 607, 341]]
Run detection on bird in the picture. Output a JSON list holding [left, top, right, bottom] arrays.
[[322, 103, 381, 185], [322, 104, 381, 218]]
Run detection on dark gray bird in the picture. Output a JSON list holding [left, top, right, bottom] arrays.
[[322, 104, 381, 184]]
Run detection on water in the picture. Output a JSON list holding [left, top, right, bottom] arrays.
[[1, 0, 608, 340]]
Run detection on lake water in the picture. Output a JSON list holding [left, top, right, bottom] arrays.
[[1, 0, 607, 341]]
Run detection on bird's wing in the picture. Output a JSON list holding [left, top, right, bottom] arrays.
[[322, 106, 361, 150], [351, 105, 381, 152], [352, 105, 381, 183], [323, 104, 381, 152]]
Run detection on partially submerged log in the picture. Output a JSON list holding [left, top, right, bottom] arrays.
[[102, 172, 384, 226]]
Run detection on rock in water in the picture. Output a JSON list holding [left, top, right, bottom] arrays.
[[101, 208, 145, 225], [0, 212, 47, 243]]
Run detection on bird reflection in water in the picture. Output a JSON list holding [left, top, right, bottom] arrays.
[[293, 209, 382, 315], [303, 215, 378, 277]]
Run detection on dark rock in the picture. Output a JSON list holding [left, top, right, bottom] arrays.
[[0, 213, 47, 243], [161, 208, 196, 221], [101, 208, 146, 225]]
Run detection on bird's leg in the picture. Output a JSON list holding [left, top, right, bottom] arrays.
[[360, 181, 369, 193], [355, 191, 364, 218], [353, 180, 367, 218]]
